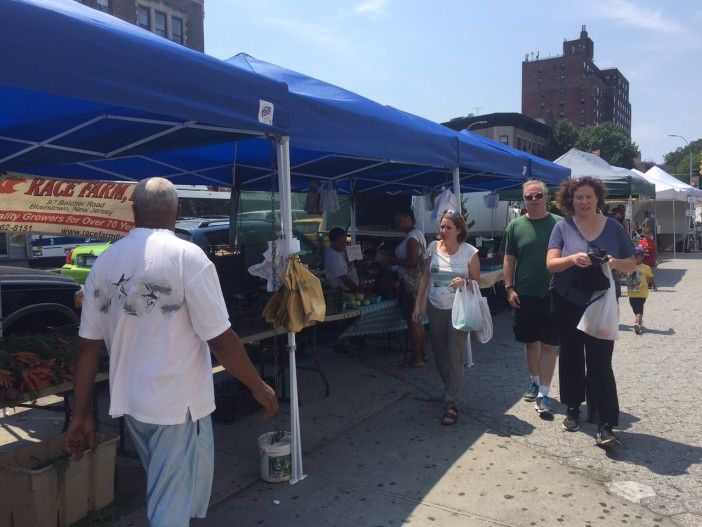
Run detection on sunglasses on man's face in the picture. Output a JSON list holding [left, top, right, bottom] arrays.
[[523, 193, 544, 201]]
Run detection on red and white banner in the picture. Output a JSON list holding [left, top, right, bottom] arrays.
[[0, 173, 135, 239]]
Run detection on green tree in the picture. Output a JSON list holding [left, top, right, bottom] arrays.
[[575, 122, 640, 168], [548, 119, 579, 160], [663, 138, 702, 183]]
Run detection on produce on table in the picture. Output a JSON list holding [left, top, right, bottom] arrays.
[[0, 333, 108, 402]]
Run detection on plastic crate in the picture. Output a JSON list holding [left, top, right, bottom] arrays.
[[212, 377, 273, 423], [0, 433, 119, 527]]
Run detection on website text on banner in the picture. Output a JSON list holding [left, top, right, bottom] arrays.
[[0, 174, 135, 239]]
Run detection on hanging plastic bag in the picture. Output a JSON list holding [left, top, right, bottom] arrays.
[[475, 290, 493, 343], [432, 187, 459, 222], [576, 263, 619, 341], [320, 181, 340, 213], [304, 181, 322, 214], [248, 240, 286, 292], [451, 282, 483, 332]]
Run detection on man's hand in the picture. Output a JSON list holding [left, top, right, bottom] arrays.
[[507, 288, 521, 309], [252, 381, 279, 419], [65, 414, 96, 461]]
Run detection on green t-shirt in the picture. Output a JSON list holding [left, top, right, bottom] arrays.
[[502, 213, 562, 298]]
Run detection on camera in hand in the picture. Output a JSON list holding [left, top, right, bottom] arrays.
[[587, 246, 609, 265]]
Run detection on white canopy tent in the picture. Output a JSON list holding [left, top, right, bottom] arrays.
[[637, 166, 702, 257]]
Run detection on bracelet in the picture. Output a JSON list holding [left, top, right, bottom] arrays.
[[505, 285, 514, 290]]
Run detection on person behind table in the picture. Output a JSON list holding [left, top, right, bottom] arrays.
[[412, 209, 480, 426], [626, 246, 656, 335], [502, 179, 562, 417], [389, 207, 427, 367], [325, 227, 360, 292], [639, 227, 658, 268], [546, 176, 635, 446], [66, 177, 278, 526]]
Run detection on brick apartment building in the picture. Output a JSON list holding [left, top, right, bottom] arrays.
[[522, 26, 631, 138], [76, 0, 204, 51]]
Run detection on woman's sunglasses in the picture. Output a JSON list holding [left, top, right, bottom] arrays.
[[524, 193, 544, 201]]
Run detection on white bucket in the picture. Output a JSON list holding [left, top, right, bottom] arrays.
[[257, 431, 292, 483]]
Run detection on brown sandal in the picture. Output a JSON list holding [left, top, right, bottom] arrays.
[[441, 406, 458, 426]]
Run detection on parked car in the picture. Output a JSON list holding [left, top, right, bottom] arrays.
[[0, 266, 81, 338], [175, 218, 323, 296], [60, 242, 112, 284]]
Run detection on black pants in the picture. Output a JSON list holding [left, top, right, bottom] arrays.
[[551, 291, 619, 426]]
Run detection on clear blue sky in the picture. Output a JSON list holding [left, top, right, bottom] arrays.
[[204, 0, 700, 164]]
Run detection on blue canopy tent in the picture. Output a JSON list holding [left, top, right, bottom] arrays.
[[460, 132, 571, 188], [0, 0, 289, 173]]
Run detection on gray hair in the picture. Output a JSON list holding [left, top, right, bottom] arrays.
[[522, 179, 548, 195], [132, 177, 178, 214]]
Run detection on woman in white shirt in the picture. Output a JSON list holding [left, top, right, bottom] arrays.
[[390, 207, 427, 367], [413, 209, 480, 425]]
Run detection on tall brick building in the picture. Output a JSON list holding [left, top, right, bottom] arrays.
[[522, 26, 631, 138], [76, 0, 204, 52]]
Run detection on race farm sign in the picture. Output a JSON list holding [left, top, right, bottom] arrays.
[[0, 173, 135, 239]]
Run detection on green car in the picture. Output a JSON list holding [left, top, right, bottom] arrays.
[[60, 242, 111, 284]]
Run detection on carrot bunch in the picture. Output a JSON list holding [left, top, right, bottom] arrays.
[[0, 369, 12, 390], [10, 352, 55, 393]]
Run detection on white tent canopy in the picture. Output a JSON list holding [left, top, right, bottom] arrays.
[[642, 166, 702, 201]]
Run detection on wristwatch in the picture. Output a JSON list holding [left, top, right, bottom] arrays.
[[505, 285, 514, 292]]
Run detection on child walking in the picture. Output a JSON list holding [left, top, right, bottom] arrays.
[[626, 246, 656, 335]]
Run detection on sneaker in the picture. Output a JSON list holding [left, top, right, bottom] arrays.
[[535, 396, 554, 415], [634, 324, 641, 335], [596, 424, 618, 446], [562, 408, 581, 432], [523, 381, 539, 402]]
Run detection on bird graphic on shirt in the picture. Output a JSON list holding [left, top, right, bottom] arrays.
[[112, 273, 133, 298]]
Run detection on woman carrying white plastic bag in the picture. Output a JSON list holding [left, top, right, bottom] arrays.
[[576, 263, 619, 341], [413, 210, 480, 426]]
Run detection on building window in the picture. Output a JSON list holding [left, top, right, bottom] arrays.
[[138, 5, 150, 29], [171, 16, 184, 44], [137, 3, 187, 45], [96, 0, 110, 11], [154, 11, 167, 37], [499, 135, 509, 145]]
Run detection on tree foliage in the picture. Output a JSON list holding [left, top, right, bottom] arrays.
[[549, 119, 579, 160], [663, 138, 702, 182], [574, 122, 640, 169]]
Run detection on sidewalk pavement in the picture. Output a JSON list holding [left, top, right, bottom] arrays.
[[1, 253, 700, 526]]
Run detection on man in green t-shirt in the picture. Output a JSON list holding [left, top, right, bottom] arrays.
[[502, 180, 562, 416]]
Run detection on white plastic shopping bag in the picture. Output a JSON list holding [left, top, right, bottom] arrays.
[[451, 282, 483, 332], [475, 291, 493, 344], [576, 263, 619, 341], [432, 186, 459, 223]]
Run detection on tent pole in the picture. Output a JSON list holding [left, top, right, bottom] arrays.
[[275, 136, 306, 485], [673, 199, 676, 260], [350, 178, 357, 244], [452, 167, 461, 213]]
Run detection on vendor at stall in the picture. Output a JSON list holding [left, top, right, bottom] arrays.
[[389, 207, 427, 367], [325, 227, 360, 292]]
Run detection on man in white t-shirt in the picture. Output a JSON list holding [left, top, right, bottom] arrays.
[[324, 227, 359, 291], [66, 178, 277, 527]]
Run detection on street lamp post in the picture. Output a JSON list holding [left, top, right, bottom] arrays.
[[668, 133, 692, 185], [462, 120, 488, 132]]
